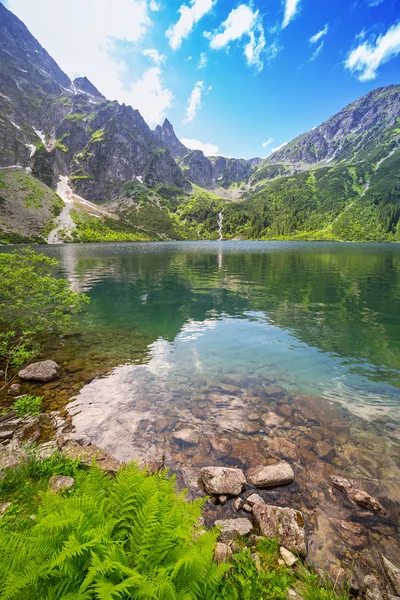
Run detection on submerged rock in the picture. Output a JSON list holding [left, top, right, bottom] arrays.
[[19, 360, 59, 382], [364, 575, 384, 600], [8, 383, 21, 395], [382, 556, 400, 596], [172, 428, 200, 445], [246, 462, 295, 489], [269, 437, 299, 461], [200, 466, 246, 496], [253, 505, 306, 556], [214, 518, 253, 540], [330, 475, 386, 515]]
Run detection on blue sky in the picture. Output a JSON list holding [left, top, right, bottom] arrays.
[[3, 0, 400, 158]]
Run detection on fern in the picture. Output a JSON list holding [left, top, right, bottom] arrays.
[[0, 463, 229, 599]]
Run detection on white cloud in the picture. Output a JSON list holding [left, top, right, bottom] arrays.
[[310, 42, 324, 61], [7, 0, 174, 126], [345, 21, 400, 81], [149, 0, 162, 10], [166, 0, 215, 50], [143, 48, 166, 65], [271, 142, 288, 153], [131, 67, 173, 125], [262, 138, 274, 148], [205, 4, 266, 71], [180, 138, 219, 155], [282, 0, 301, 29], [183, 81, 206, 123], [198, 52, 208, 68], [310, 24, 328, 44]]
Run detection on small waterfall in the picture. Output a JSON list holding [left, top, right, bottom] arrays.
[[217, 211, 223, 241]]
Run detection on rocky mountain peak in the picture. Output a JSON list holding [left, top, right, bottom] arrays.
[[73, 77, 104, 99], [154, 118, 188, 159]]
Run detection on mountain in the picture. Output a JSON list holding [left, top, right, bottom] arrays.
[[0, 3, 190, 199], [0, 2, 399, 244], [154, 118, 261, 193]]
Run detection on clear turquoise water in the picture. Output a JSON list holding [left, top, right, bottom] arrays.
[[34, 240, 400, 425]]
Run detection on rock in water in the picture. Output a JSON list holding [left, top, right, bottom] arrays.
[[246, 462, 294, 489], [364, 575, 384, 600], [172, 429, 199, 445], [19, 360, 59, 382], [48, 475, 75, 493], [200, 467, 246, 496], [252, 505, 306, 556], [330, 475, 386, 515], [246, 493, 265, 507], [214, 518, 253, 540], [382, 556, 400, 596]]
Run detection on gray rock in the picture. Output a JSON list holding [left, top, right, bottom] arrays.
[[364, 575, 384, 600], [253, 504, 306, 556], [382, 556, 400, 596], [233, 497, 244, 512], [331, 475, 386, 515], [8, 383, 21, 395], [214, 518, 253, 540], [246, 493, 265, 507], [214, 542, 232, 564], [280, 547, 298, 566], [181, 467, 202, 492], [19, 360, 59, 382], [200, 467, 246, 496], [172, 428, 199, 445], [246, 462, 294, 489], [48, 475, 75, 493]]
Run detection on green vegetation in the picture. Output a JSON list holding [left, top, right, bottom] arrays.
[[0, 249, 88, 388], [90, 129, 105, 143], [0, 462, 228, 599], [68, 209, 156, 243], [10, 394, 43, 418]]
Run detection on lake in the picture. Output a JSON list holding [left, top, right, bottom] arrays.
[[4, 240, 400, 571]]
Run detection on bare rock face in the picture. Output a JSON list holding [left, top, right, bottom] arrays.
[[214, 518, 253, 540], [382, 556, 400, 596], [214, 542, 233, 563], [48, 475, 75, 493], [253, 504, 306, 556], [330, 475, 386, 515], [364, 575, 384, 600], [19, 360, 59, 382], [246, 462, 295, 489], [200, 467, 246, 496]]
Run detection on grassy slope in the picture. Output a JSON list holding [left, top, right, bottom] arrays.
[[0, 169, 64, 244]]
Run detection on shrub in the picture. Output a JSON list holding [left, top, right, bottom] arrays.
[[12, 394, 43, 418], [0, 463, 228, 599]]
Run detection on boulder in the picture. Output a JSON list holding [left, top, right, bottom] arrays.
[[214, 518, 253, 540], [233, 497, 244, 512], [280, 547, 298, 567], [200, 467, 246, 496], [246, 462, 294, 489], [364, 575, 384, 600], [62, 441, 120, 473], [48, 475, 75, 493], [19, 360, 59, 382], [253, 504, 306, 556], [382, 556, 400, 596]]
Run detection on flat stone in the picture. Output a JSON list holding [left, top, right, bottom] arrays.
[[62, 441, 120, 473], [209, 434, 232, 458], [19, 360, 60, 382], [8, 383, 21, 395], [172, 428, 199, 445], [214, 518, 253, 540], [200, 466, 246, 496], [280, 547, 298, 567], [57, 432, 91, 448], [246, 462, 294, 489], [48, 475, 75, 493], [331, 475, 386, 515], [253, 504, 306, 556], [246, 493, 265, 507], [214, 542, 232, 563], [382, 556, 400, 596], [181, 467, 202, 492], [314, 440, 335, 460]]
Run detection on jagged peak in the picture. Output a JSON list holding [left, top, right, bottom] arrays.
[[73, 77, 104, 99]]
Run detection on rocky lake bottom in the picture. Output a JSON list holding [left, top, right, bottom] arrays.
[[0, 240, 399, 593]]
